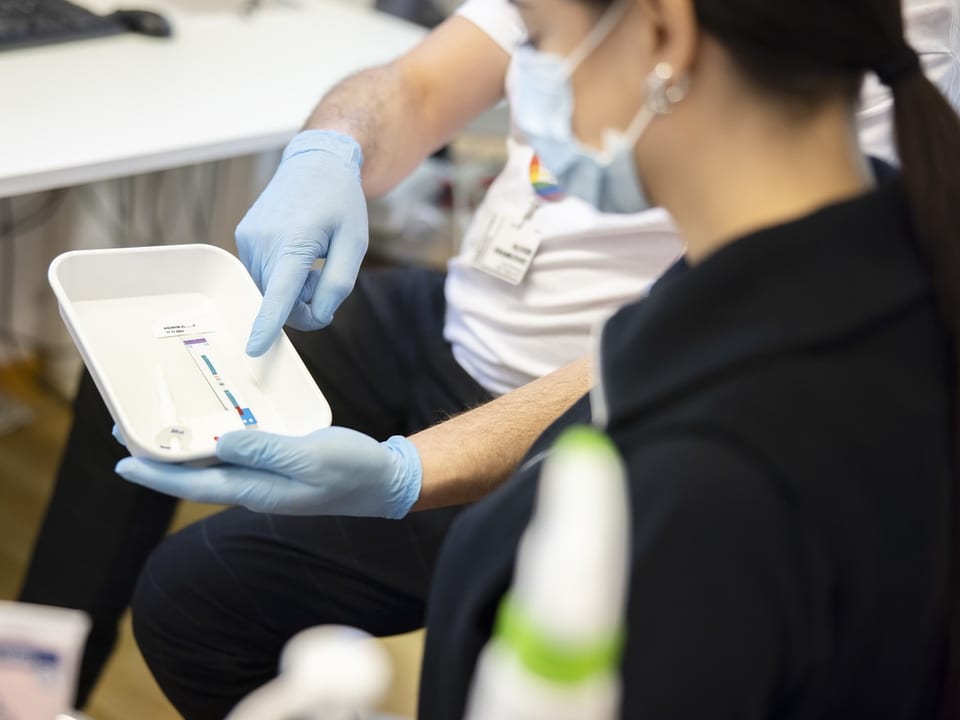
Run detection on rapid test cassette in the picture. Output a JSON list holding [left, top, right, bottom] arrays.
[[49, 244, 332, 462]]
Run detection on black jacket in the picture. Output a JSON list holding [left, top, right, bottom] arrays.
[[420, 170, 953, 719]]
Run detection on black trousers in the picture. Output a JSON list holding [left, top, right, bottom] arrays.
[[19, 268, 492, 716]]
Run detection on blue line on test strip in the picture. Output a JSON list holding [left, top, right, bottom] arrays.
[[223, 390, 258, 426]]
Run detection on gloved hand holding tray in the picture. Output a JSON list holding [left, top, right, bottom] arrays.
[[49, 244, 332, 463]]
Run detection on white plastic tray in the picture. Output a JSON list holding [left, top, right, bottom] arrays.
[[49, 244, 332, 463]]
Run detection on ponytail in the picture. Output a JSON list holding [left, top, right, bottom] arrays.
[[890, 59, 960, 720]]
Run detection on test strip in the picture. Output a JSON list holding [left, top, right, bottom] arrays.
[[182, 337, 259, 427]]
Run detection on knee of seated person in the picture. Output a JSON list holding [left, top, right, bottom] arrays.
[[130, 516, 292, 717], [130, 520, 215, 667]]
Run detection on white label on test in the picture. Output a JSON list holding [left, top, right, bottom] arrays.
[[153, 320, 214, 338]]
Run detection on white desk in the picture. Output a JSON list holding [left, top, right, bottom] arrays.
[[0, 0, 426, 409], [0, 0, 426, 198]]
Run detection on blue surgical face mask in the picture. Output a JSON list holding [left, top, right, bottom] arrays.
[[509, 0, 656, 215]]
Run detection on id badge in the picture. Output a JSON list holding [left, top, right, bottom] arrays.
[[471, 205, 542, 286]]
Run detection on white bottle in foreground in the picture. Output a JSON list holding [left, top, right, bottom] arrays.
[[225, 625, 392, 720], [464, 425, 631, 720]]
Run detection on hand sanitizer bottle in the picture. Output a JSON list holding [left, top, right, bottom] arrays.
[[464, 425, 631, 720]]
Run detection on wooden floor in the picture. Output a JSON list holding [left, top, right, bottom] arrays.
[[0, 360, 423, 719]]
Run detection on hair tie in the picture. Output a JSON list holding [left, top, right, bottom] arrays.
[[872, 45, 921, 87]]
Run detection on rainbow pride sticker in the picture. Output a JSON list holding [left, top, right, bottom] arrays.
[[529, 155, 564, 201]]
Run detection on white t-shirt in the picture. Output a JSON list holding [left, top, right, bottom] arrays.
[[445, 0, 681, 396], [444, 0, 960, 396]]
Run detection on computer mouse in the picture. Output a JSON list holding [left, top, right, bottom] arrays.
[[109, 9, 173, 38]]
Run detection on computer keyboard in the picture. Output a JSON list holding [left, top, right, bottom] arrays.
[[0, 0, 125, 51]]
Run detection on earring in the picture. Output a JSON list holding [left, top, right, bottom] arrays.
[[647, 62, 690, 115]]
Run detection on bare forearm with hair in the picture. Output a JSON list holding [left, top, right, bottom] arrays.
[[410, 357, 591, 511], [304, 64, 429, 197], [304, 16, 510, 197]]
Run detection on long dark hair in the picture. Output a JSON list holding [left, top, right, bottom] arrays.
[[587, 0, 960, 712]]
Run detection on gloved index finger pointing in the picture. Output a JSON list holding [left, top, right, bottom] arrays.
[[246, 253, 315, 357]]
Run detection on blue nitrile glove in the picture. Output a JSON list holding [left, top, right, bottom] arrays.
[[237, 130, 368, 357], [114, 427, 422, 519]]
